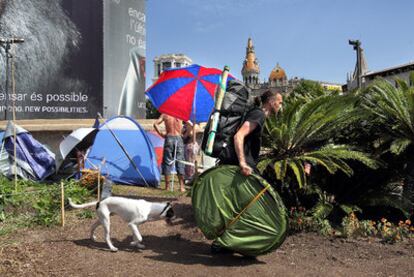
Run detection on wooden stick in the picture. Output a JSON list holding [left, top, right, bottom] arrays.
[[13, 122, 17, 191], [97, 169, 101, 201], [60, 181, 65, 227]]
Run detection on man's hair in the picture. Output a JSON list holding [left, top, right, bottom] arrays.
[[254, 90, 280, 107]]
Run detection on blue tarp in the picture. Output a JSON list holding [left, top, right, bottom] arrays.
[[84, 116, 160, 187], [3, 121, 55, 180]]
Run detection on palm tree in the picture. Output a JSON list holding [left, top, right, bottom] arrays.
[[359, 75, 414, 216], [259, 93, 378, 189], [362, 73, 414, 155]]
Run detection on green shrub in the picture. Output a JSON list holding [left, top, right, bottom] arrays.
[[0, 178, 93, 231]]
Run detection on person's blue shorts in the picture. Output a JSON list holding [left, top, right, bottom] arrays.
[[162, 135, 185, 176]]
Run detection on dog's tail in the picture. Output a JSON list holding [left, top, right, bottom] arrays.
[[68, 198, 98, 209]]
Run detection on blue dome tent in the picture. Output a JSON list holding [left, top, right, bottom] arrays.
[[84, 116, 160, 187]]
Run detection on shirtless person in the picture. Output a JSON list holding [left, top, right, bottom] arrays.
[[153, 114, 185, 192]]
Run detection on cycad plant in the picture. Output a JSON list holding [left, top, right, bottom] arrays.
[[311, 77, 414, 221], [363, 73, 414, 155], [258, 93, 378, 190], [358, 75, 414, 216]]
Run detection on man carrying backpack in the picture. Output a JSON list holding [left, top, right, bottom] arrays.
[[209, 88, 283, 255], [220, 89, 283, 176]]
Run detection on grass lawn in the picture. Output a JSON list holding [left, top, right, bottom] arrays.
[[112, 174, 191, 199]]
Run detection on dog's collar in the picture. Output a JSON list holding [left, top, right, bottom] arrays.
[[160, 202, 171, 215]]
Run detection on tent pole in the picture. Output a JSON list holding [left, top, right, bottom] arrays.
[[192, 123, 198, 180], [172, 140, 178, 192], [190, 81, 198, 182], [96, 113, 150, 187]]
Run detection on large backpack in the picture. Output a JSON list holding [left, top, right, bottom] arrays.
[[202, 80, 252, 162]]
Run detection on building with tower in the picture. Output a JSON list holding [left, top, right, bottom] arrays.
[[241, 38, 303, 96], [241, 37, 341, 96], [242, 38, 260, 87]]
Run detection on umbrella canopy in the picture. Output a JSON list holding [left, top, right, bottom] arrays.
[[60, 128, 98, 160], [146, 64, 234, 123], [146, 130, 164, 168]]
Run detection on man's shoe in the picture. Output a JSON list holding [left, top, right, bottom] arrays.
[[211, 242, 234, 255]]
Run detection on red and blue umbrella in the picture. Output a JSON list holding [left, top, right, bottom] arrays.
[[146, 64, 234, 123], [145, 130, 164, 168]]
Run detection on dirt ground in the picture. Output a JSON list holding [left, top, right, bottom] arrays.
[[0, 195, 413, 277]]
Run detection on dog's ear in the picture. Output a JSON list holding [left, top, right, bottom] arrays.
[[167, 200, 179, 207]]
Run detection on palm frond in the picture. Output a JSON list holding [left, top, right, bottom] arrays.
[[311, 202, 334, 220], [287, 159, 307, 188], [363, 79, 414, 144], [390, 138, 412, 155], [339, 204, 362, 215], [359, 194, 411, 218]]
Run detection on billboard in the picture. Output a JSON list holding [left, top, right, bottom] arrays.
[[104, 0, 146, 119], [0, 0, 145, 120]]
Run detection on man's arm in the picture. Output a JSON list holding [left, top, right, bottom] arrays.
[[234, 121, 258, 176], [153, 115, 166, 138], [182, 121, 193, 139]]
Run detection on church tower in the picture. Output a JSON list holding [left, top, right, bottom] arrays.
[[241, 38, 260, 88]]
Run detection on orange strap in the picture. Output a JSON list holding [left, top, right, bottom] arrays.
[[218, 184, 270, 236]]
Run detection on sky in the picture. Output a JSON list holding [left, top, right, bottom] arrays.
[[146, 0, 414, 88]]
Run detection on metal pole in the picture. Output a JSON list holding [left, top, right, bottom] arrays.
[[11, 46, 17, 190], [4, 43, 10, 120]]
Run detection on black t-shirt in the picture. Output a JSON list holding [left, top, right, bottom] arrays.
[[219, 107, 265, 168], [243, 107, 265, 168]]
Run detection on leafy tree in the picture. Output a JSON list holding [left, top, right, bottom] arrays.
[[289, 80, 340, 104], [146, 99, 160, 119]]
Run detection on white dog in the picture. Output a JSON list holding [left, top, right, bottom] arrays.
[[68, 197, 174, 252]]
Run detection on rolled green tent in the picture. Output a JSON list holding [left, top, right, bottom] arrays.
[[192, 165, 288, 256]]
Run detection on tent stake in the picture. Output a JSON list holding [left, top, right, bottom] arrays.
[[97, 167, 101, 201], [61, 181, 65, 227]]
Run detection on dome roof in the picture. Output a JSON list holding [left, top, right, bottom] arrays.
[[269, 63, 287, 80]]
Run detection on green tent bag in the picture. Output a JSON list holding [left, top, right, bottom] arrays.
[[192, 165, 288, 256]]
